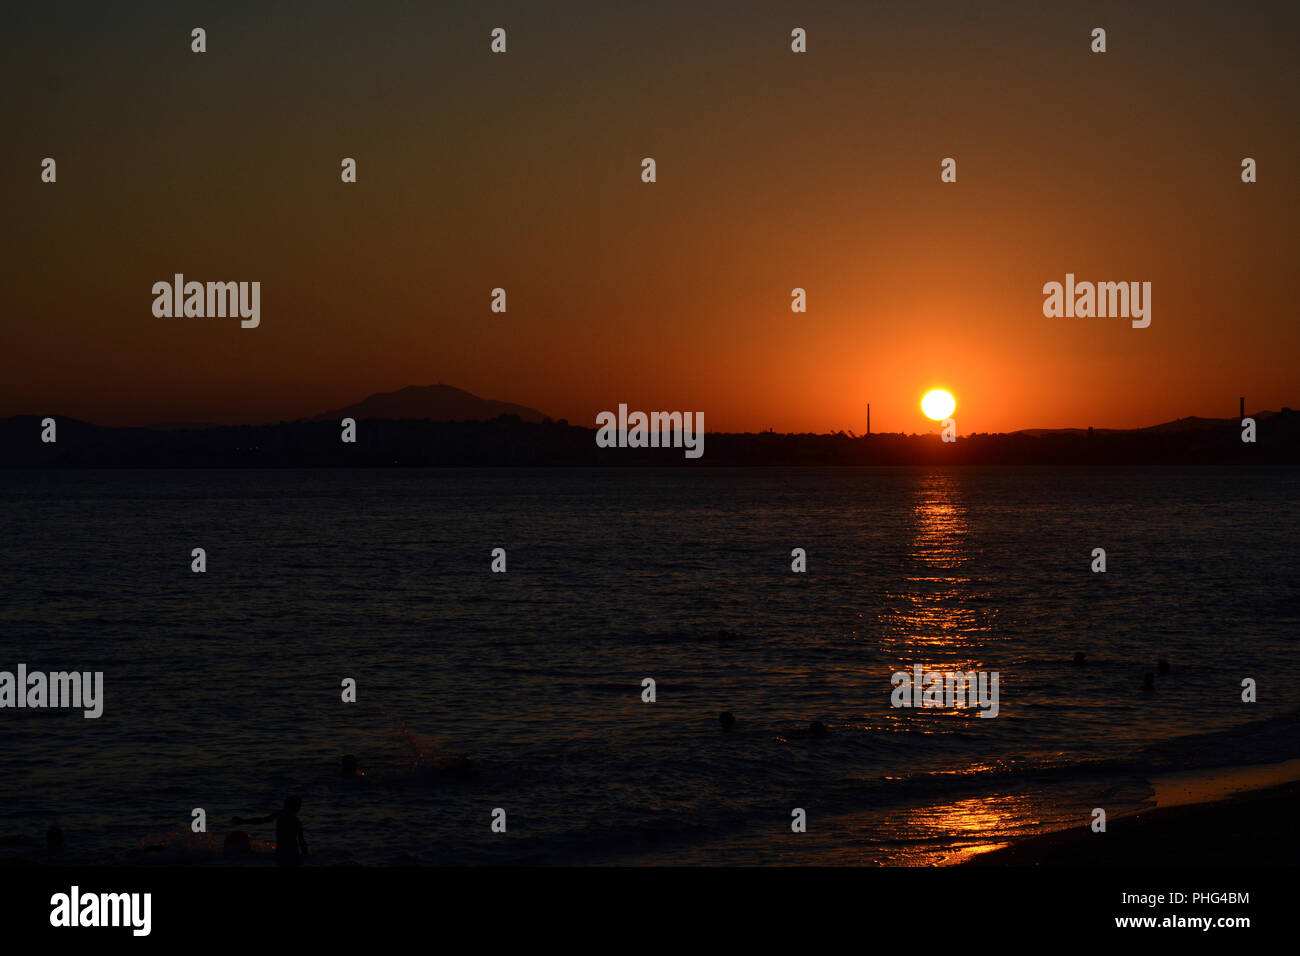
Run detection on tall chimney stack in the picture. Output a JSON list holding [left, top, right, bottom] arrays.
[[867, 403, 871, 436], [1240, 396, 1245, 419]]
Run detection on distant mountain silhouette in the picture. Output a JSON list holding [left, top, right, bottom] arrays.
[[311, 385, 548, 424], [143, 421, 225, 431], [1139, 411, 1280, 433], [1013, 411, 1288, 437]]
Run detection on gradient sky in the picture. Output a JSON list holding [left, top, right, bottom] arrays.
[[2, 0, 1296, 433]]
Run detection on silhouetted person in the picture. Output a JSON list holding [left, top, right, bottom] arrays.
[[810, 720, 829, 736], [1142, 672, 1155, 692], [1157, 658, 1171, 674], [341, 754, 360, 778], [45, 826, 63, 853], [1072, 652, 1087, 666], [232, 795, 308, 866], [719, 711, 736, 731]]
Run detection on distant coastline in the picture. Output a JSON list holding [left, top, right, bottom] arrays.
[[2, 410, 1296, 467]]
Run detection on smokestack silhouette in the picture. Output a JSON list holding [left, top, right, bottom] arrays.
[[867, 403, 871, 436], [1240, 396, 1245, 419]]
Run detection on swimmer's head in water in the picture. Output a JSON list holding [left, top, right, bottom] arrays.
[[284, 795, 302, 814]]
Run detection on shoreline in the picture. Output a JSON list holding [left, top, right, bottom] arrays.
[[964, 763, 1300, 867]]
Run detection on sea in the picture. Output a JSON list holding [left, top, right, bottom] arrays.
[[1, 466, 1297, 866]]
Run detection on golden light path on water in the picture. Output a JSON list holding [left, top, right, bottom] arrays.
[[886, 792, 1042, 865], [872, 473, 1048, 864], [878, 472, 987, 657]]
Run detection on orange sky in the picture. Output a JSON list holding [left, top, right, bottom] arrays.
[[1, 1, 1296, 434]]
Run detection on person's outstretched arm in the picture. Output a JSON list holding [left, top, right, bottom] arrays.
[[231, 813, 275, 825]]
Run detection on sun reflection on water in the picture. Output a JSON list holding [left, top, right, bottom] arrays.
[[878, 471, 993, 656], [885, 792, 1044, 865]]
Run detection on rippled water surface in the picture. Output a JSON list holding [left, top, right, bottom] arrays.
[[1, 466, 1297, 865]]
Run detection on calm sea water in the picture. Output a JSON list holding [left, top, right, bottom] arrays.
[[1, 466, 1297, 866]]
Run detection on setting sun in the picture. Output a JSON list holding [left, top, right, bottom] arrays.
[[922, 389, 956, 421]]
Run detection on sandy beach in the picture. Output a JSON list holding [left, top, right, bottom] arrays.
[[965, 767, 1300, 867]]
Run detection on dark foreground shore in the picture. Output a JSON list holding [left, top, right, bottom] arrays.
[[965, 779, 1300, 867]]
